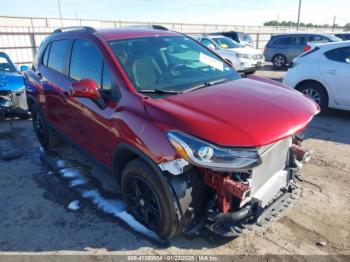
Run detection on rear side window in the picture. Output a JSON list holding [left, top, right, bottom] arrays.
[[47, 40, 70, 74], [308, 35, 328, 43], [69, 40, 103, 87], [325, 47, 350, 64], [275, 37, 305, 45], [275, 37, 291, 45]]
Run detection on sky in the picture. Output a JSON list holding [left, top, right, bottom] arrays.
[[0, 0, 349, 26]]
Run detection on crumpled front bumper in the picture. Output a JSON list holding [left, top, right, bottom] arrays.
[[0, 88, 29, 116], [205, 180, 300, 237]]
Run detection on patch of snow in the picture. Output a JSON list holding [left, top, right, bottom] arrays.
[[57, 160, 65, 168], [68, 200, 80, 211], [82, 190, 159, 240], [70, 178, 87, 187], [60, 168, 81, 178]]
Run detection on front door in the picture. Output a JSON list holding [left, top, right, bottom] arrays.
[[65, 38, 121, 165]]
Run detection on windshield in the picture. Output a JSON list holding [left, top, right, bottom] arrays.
[[212, 37, 243, 49], [238, 32, 253, 43], [109, 36, 240, 93], [0, 54, 16, 73]]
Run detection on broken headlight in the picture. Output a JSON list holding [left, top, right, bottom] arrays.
[[167, 131, 262, 171]]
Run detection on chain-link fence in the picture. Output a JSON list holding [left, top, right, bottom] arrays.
[[0, 15, 345, 65]]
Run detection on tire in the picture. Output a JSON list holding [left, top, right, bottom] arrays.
[[272, 54, 287, 70], [30, 103, 60, 150], [121, 158, 179, 240], [297, 82, 328, 111]]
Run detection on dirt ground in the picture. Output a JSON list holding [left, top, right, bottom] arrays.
[[0, 67, 349, 259]]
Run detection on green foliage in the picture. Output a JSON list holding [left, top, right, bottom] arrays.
[[263, 20, 346, 29]]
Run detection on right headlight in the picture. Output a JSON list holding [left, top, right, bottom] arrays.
[[167, 131, 262, 171]]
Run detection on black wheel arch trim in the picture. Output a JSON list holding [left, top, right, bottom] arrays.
[[112, 143, 205, 232]]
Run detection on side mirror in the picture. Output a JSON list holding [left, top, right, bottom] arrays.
[[20, 65, 29, 72], [70, 79, 105, 108]]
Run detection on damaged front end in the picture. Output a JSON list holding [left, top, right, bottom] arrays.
[[0, 88, 29, 119], [162, 131, 312, 238]]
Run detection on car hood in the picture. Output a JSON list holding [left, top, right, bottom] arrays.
[[0, 72, 25, 92], [145, 78, 319, 147], [227, 47, 262, 56]]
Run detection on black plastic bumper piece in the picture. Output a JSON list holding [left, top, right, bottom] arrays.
[[205, 185, 301, 238]]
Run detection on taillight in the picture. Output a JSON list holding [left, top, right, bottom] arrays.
[[304, 45, 311, 52]]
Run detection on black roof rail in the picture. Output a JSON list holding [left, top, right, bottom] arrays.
[[52, 26, 96, 34]]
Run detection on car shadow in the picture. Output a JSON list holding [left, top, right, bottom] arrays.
[[303, 109, 350, 145]]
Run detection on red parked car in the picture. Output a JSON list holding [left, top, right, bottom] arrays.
[[25, 26, 319, 240]]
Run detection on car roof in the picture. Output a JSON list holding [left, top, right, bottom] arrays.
[[202, 34, 228, 39], [272, 33, 335, 38], [316, 40, 350, 49], [49, 27, 181, 41]]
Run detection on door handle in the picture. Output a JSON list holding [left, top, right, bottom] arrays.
[[327, 69, 336, 75]]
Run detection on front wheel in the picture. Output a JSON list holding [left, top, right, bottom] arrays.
[[298, 82, 328, 111], [121, 159, 179, 240]]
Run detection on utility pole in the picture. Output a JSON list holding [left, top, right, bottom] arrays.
[[332, 15, 336, 32], [297, 0, 302, 31], [57, 0, 63, 27]]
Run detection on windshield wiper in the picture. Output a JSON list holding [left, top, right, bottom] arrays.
[[184, 79, 229, 93], [139, 89, 182, 95]]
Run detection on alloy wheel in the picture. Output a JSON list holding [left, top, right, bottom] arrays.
[[301, 88, 321, 105], [126, 176, 161, 229], [273, 55, 285, 67]]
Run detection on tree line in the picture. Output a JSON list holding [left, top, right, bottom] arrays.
[[264, 20, 350, 30]]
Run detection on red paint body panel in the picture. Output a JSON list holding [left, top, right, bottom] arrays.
[[145, 78, 319, 147], [25, 27, 319, 170]]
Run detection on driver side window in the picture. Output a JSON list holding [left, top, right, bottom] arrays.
[[69, 39, 119, 98]]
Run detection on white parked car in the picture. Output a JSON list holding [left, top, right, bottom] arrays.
[[198, 35, 264, 74], [283, 41, 350, 111]]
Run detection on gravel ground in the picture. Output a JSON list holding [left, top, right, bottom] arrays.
[[0, 68, 349, 259]]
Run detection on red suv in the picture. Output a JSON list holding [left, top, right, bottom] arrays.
[[25, 26, 319, 240]]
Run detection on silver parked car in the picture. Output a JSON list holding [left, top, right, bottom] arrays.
[[198, 35, 264, 74], [264, 33, 342, 69]]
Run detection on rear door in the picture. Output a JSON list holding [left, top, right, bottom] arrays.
[[38, 39, 77, 135], [66, 38, 121, 165], [321, 46, 350, 106], [287, 36, 306, 61]]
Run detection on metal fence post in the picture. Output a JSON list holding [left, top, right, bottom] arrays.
[[256, 33, 260, 49], [29, 32, 37, 60]]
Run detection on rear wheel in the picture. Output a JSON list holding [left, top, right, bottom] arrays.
[[297, 82, 328, 111], [121, 159, 179, 240], [30, 103, 60, 150], [272, 54, 287, 69]]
